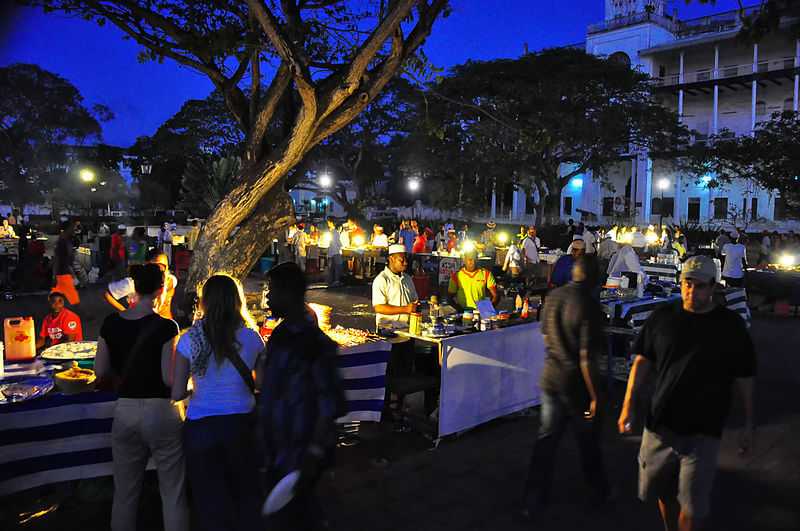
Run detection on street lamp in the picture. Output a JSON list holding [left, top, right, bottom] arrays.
[[657, 178, 670, 232], [319, 172, 332, 189], [408, 178, 421, 192], [79, 169, 95, 182]]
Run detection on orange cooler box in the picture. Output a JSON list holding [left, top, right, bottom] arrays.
[[4, 317, 37, 361]]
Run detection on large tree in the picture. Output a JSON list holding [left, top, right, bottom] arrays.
[[0, 63, 112, 207], [685, 111, 800, 212], [423, 48, 689, 223], [28, 0, 449, 288]]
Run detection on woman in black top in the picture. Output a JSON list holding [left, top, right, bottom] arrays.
[[95, 263, 189, 531]]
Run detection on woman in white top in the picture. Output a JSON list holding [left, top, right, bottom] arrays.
[[503, 242, 523, 278], [172, 274, 265, 531], [721, 232, 748, 287]]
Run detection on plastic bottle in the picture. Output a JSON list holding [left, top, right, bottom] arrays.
[[521, 297, 530, 319], [515, 294, 523, 313]]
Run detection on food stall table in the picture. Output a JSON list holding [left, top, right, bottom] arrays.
[[0, 339, 392, 496], [642, 261, 680, 283], [397, 321, 545, 438]]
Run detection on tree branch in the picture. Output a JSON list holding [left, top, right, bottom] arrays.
[[317, 0, 417, 120], [247, 62, 292, 159]]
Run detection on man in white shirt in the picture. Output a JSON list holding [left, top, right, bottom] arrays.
[[758, 230, 771, 264], [521, 226, 541, 282], [579, 223, 597, 254], [721, 232, 747, 287], [607, 244, 647, 286], [104, 250, 177, 319], [326, 217, 343, 287], [372, 244, 419, 329], [598, 233, 619, 261], [294, 223, 309, 272]]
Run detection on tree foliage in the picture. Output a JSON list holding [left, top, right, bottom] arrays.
[[25, 0, 449, 286], [0, 63, 112, 205], [414, 48, 689, 223], [179, 155, 242, 217], [685, 111, 800, 208]]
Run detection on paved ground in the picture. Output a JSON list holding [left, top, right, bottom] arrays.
[[1, 278, 799, 530]]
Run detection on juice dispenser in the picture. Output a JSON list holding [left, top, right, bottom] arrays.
[[4, 317, 37, 362]]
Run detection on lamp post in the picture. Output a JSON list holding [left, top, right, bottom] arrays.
[[408, 177, 421, 219], [657, 178, 670, 232]]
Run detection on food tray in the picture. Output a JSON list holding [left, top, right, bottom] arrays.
[[0, 375, 54, 404], [40, 341, 97, 360]]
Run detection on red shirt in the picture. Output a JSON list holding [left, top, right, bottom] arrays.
[[110, 233, 125, 262], [40, 309, 84, 346], [412, 235, 427, 254]]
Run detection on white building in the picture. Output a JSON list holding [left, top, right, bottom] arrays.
[[576, 0, 799, 226], [495, 1, 798, 227]]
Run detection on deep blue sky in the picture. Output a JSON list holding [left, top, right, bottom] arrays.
[[0, 0, 741, 147]]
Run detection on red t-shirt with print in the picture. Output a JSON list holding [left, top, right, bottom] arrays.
[[40, 309, 84, 345]]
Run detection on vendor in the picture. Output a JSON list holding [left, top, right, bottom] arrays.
[[607, 243, 647, 286], [37, 292, 83, 350], [448, 250, 499, 312], [372, 244, 419, 329], [481, 220, 497, 257], [446, 229, 458, 252], [503, 241, 523, 278], [371, 225, 389, 248], [0, 218, 17, 238], [550, 239, 585, 288]]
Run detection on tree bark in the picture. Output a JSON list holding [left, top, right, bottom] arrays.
[[186, 184, 294, 290], [542, 190, 562, 226]]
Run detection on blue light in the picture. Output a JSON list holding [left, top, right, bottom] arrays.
[[702, 175, 712, 184], [571, 177, 583, 189]]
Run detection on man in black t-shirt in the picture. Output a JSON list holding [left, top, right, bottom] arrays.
[[618, 255, 755, 531], [521, 255, 610, 521]]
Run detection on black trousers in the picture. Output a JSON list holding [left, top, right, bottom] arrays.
[[525, 391, 610, 506]]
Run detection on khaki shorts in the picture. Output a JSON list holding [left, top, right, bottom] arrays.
[[638, 428, 721, 518]]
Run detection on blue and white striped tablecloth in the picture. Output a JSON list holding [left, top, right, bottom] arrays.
[[603, 288, 751, 331], [0, 341, 392, 496]]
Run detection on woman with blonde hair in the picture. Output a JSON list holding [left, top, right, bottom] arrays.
[[172, 274, 265, 531]]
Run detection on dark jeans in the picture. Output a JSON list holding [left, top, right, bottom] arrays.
[[184, 413, 261, 531], [524, 391, 610, 506]]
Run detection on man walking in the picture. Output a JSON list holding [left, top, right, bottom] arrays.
[[618, 255, 755, 531], [522, 255, 610, 519]]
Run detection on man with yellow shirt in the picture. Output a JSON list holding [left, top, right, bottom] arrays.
[[448, 250, 499, 312]]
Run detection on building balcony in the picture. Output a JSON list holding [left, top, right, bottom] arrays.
[[652, 57, 799, 92], [588, 11, 678, 35]]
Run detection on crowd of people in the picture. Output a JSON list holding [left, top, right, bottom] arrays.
[[2, 209, 777, 531]]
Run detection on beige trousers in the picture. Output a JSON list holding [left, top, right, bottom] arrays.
[[111, 398, 189, 531]]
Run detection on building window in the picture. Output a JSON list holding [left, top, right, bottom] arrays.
[[602, 197, 615, 216], [652, 197, 674, 217], [775, 197, 787, 220], [784, 97, 795, 112], [755, 100, 767, 117], [688, 197, 701, 222], [751, 197, 759, 220], [713, 197, 729, 219], [563, 196, 573, 216]]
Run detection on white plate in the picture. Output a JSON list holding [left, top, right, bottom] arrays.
[[40, 341, 98, 360], [262, 470, 301, 516]]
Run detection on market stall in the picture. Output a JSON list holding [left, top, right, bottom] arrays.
[[397, 317, 545, 438], [0, 334, 391, 496]]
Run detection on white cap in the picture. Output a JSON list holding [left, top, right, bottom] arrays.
[[388, 244, 406, 255], [118, 224, 127, 230]]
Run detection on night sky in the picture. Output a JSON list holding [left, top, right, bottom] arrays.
[[0, 0, 742, 147]]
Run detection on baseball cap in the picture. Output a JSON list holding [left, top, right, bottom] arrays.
[[388, 244, 406, 255], [462, 248, 478, 258], [681, 255, 717, 283]]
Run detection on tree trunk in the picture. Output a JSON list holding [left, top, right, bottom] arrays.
[[186, 184, 294, 290], [542, 193, 562, 226]]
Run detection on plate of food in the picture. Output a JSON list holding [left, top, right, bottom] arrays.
[[0, 375, 54, 404], [40, 341, 97, 361]]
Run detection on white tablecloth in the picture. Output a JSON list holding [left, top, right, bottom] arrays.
[[437, 322, 545, 437]]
